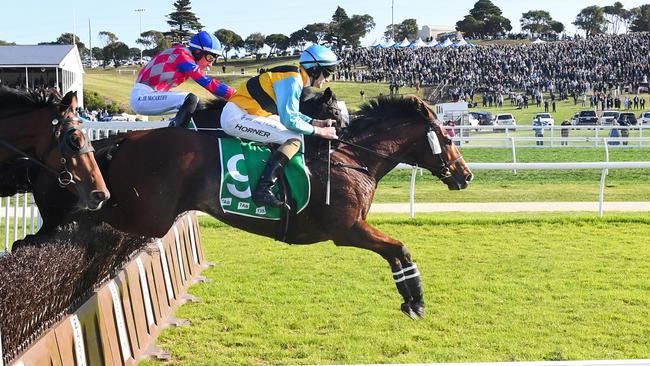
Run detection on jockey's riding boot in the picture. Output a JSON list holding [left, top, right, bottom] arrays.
[[173, 93, 199, 128], [252, 151, 290, 208]]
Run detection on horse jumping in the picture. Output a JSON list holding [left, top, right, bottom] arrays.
[[20, 92, 472, 318]]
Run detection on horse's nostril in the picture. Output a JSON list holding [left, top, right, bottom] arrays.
[[91, 190, 109, 203], [466, 173, 474, 182]]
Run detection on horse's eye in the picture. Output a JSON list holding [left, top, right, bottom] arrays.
[[446, 139, 453, 146], [69, 133, 82, 149]]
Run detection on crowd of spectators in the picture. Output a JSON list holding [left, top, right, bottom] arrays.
[[337, 33, 650, 102]]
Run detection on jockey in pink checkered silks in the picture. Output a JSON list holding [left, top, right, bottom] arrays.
[[130, 31, 235, 127]]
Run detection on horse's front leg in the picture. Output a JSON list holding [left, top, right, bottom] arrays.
[[332, 220, 425, 319]]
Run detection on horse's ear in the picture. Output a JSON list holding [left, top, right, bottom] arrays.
[[412, 95, 434, 122], [323, 87, 333, 100], [60, 90, 78, 111]]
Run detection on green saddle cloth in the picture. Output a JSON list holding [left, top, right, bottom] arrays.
[[218, 138, 310, 220]]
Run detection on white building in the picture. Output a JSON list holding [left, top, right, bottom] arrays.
[[0, 44, 84, 106], [419, 25, 458, 41]]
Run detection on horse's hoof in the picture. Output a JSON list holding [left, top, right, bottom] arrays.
[[400, 302, 417, 319], [409, 300, 425, 318]]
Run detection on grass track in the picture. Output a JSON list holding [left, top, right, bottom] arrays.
[[141, 214, 650, 365]]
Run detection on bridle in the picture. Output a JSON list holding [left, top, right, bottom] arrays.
[[334, 127, 465, 182], [0, 103, 95, 187], [326, 111, 465, 182]]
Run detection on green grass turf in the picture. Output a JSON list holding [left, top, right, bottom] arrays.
[[140, 214, 650, 365]]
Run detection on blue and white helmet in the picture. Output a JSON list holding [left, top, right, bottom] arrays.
[[299, 44, 341, 71], [188, 31, 222, 55]]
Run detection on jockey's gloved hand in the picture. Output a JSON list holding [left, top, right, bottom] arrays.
[[312, 119, 336, 128], [314, 126, 338, 140]]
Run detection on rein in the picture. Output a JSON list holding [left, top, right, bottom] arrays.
[[333, 136, 463, 181]]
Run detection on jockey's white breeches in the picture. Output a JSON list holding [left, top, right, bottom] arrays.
[[220, 102, 302, 145], [130, 83, 189, 115]]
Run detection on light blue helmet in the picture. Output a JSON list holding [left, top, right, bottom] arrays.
[[188, 31, 222, 55], [299, 44, 341, 71]]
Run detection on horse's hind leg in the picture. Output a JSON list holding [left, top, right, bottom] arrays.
[[333, 220, 425, 319]]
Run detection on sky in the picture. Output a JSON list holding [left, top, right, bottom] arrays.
[[1, 0, 648, 49]]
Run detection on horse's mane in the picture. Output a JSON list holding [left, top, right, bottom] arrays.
[[0, 87, 56, 110], [346, 95, 438, 135]]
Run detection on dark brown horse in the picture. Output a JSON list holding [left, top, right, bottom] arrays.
[[23, 92, 473, 318], [0, 87, 109, 210]]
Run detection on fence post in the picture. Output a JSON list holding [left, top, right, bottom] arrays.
[[550, 126, 554, 147], [409, 167, 417, 220], [640, 126, 644, 148], [599, 168, 607, 218], [22, 193, 27, 238], [4, 197, 9, 252], [510, 137, 517, 175]]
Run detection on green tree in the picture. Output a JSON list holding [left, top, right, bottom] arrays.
[[384, 18, 418, 41], [166, 0, 203, 43], [630, 5, 650, 32], [264, 34, 289, 56], [456, 15, 483, 36], [0, 40, 15, 45], [289, 29, 309, 50], [136, 30, 170, 57], [129, 48, 141, 59], [304, 23, 330, 44], [102, 41, 129, 67], [91, 47, 103, 60], [244, 32, 265, 60], [339, 14, 375, 47], [550, 21, 565, 34], [470, 0, 503, 19], [520, 10, 553, 34], [328, 6, 349, 49], [98, 31, 118, 46], [603, 2, 626, 34], [573, 6, 606, 37], [215, 29, 243, 61], [456, 0, 512, 36]]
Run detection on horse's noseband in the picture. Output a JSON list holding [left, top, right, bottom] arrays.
[[426, 126, 464, 181], [52, 113, 96, 187]]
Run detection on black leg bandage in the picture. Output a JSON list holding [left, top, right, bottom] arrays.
[[402, 262, 423, 303], [392, 266, 413, 303]]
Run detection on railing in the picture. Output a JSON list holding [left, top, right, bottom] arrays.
[[0, 194, 40, 252], [398, 161, 650, 219], [450, 125, 650, 148]]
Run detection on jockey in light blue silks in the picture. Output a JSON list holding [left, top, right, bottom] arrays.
[[220, 44, 341, 208]]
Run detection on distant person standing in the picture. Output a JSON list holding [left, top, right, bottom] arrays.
[[544, 100, 549, 112], [360, 88, 365, 102], [560, 120, 571, 146], [552, 100, 556, 113]]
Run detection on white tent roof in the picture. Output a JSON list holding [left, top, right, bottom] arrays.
[[411, 38, 427, 48], [396, 37, 411, 48], [438, 38, 453, 48], [382, 39, 395, 48], [426, 39, 439, 47], [532, 38, 546, 44], [369, 38, 382, 47]]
